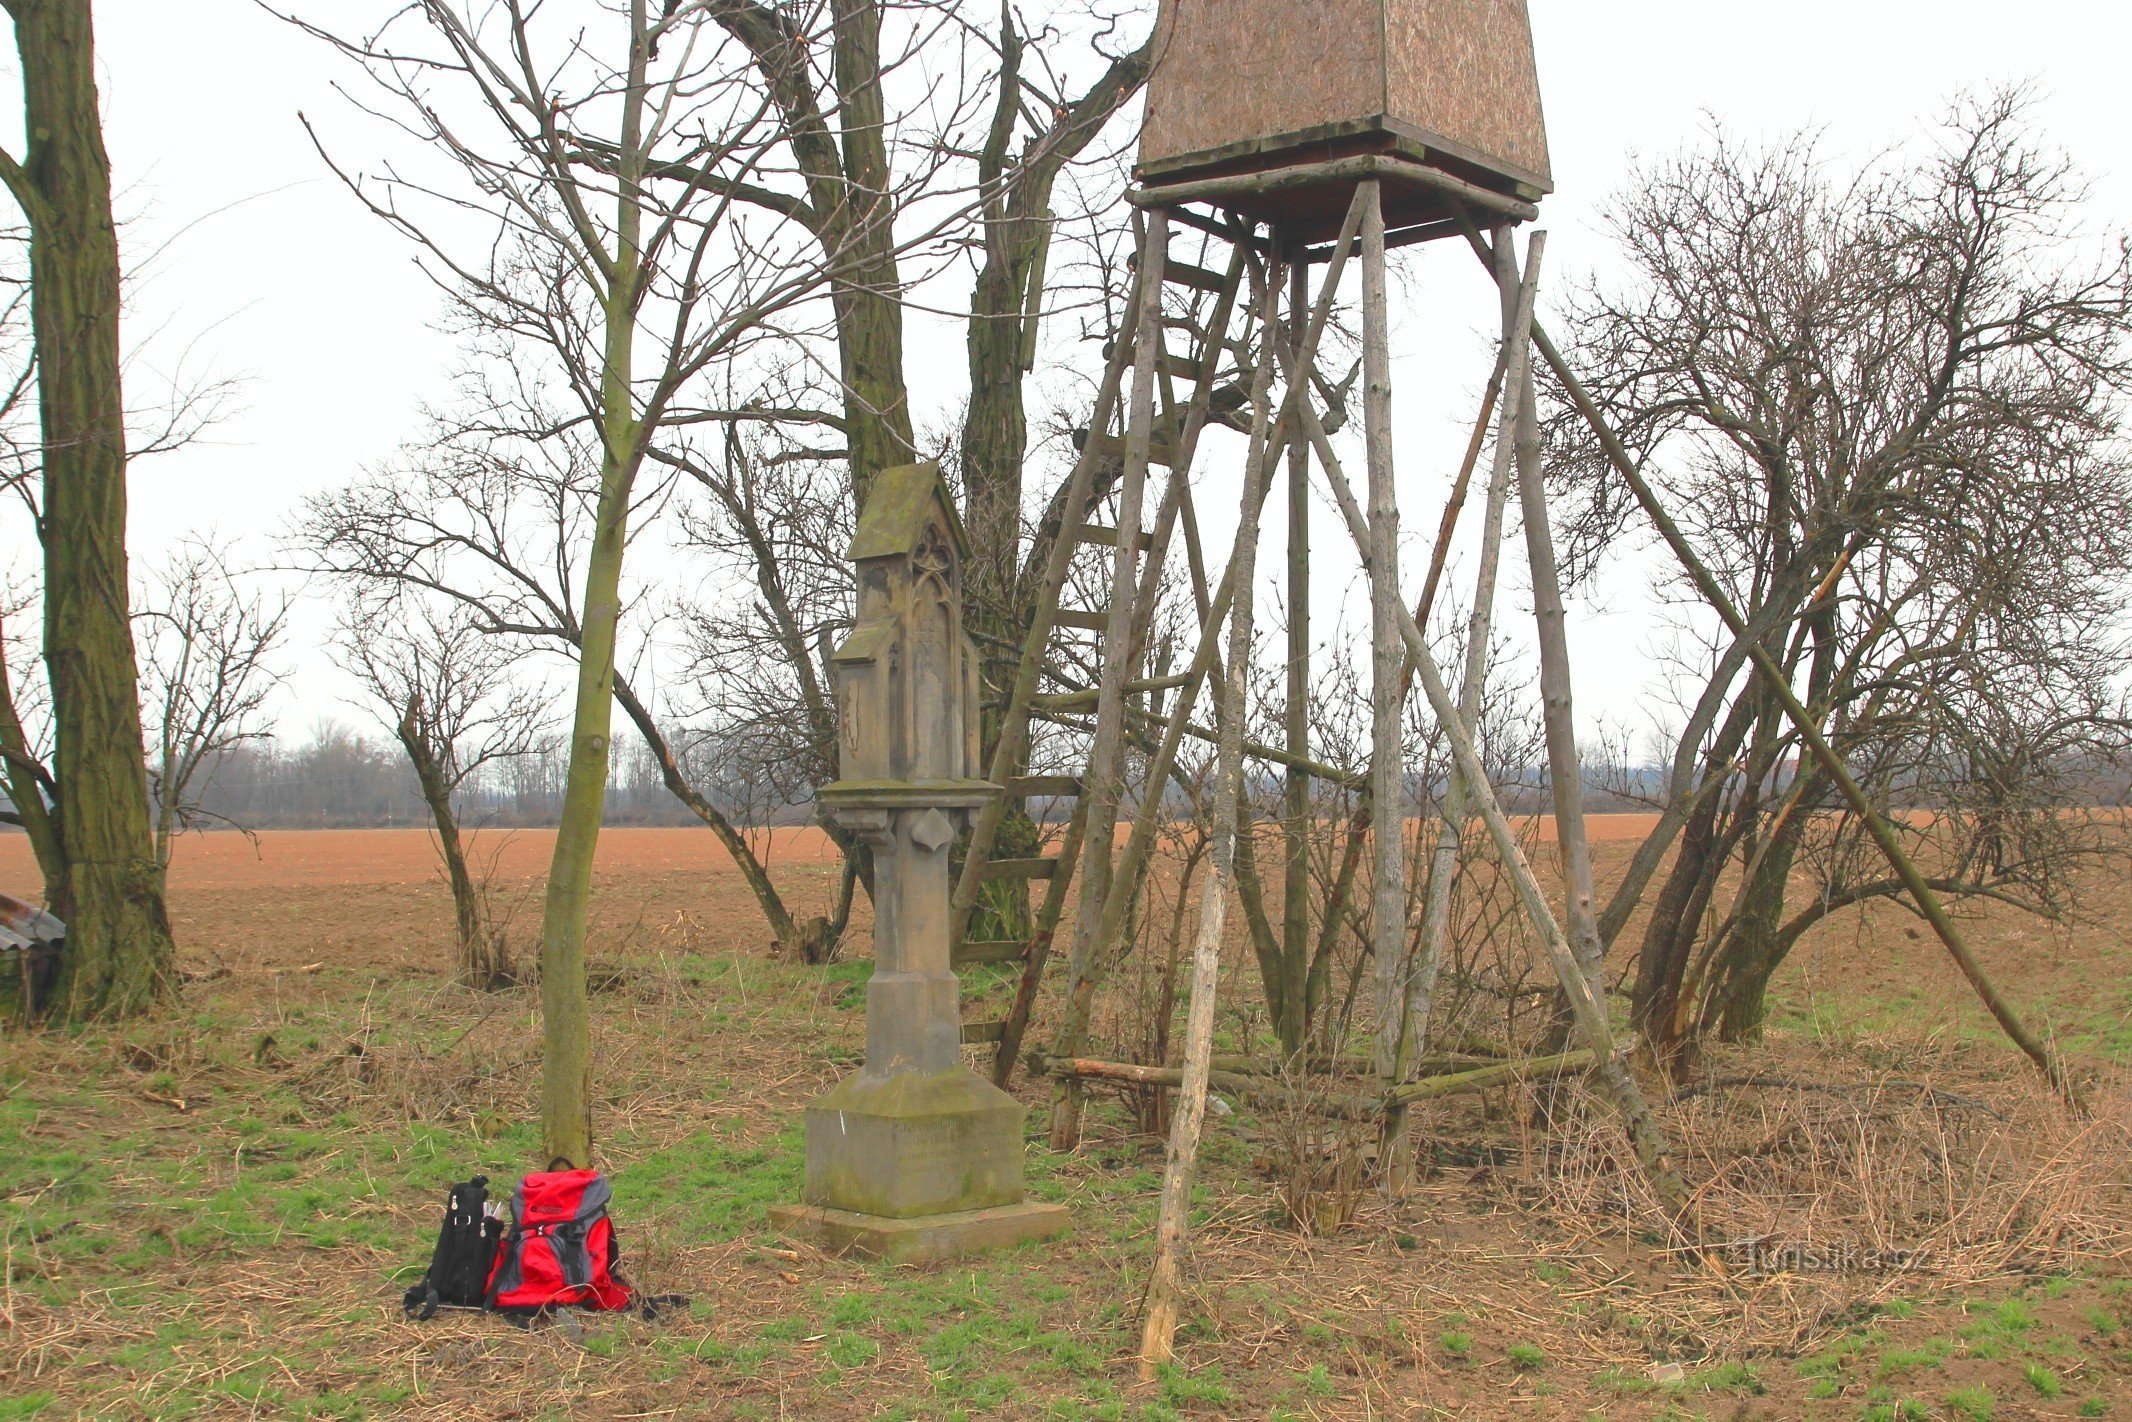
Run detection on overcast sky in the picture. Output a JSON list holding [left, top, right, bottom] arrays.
[[58, 0, 2132, 748]]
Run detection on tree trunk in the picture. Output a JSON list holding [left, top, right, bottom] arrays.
[[539, 0, 648, 1171], [1701, 818, 1807, 1043], [612, 674, 806, 956], [397, 704, 507, 991], [957, 170, 1053, 952], [13, 0, 175, 1018], [1630, 809, 1724, 1068], [1628, 683, 1761, 1062], [827, 0, 913, 508], [960, 226, 1039, 949], [540, 478, 620, 1166]]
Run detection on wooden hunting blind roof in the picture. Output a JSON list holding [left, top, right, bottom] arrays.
[[848, 462, 969, 563], [1137, 0, 1551, 242]]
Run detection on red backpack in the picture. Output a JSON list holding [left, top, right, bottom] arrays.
[[484, 1168, 633, 1313]]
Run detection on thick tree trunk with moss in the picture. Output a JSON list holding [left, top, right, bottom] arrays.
[[827, 0, 913, 507], [955, 26, 1152, 947], [8, 0, 175, 1019], [960, 197, 1043, 947]]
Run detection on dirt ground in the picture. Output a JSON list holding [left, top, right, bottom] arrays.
[[3, 823, 2130, 1420]]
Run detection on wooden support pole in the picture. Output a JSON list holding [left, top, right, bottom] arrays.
[[1041, 241, 1248, 1142], [1298, 357, 1690, 1213], [950, 281, 1143, 940], [1281, 251, 1313, 1061], [1044, 478, 1264, 1142], [1129, 152, 1540, 224], [991, 791, 1090, 1089], [1363, 184, 1409, 1102], [1049, 213, 1168, 1141], [1087, 210, 1168, 897], [1383, 227, 1540, 1174], [1304, 334, 1512, 1059], [1139, 256, 1288, 1379]]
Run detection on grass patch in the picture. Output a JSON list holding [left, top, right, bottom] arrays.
[[1504, 1341, 1545, 1371]]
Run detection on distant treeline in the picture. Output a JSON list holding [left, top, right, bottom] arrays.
[[173, 722, 791, 831], [51, 722, 2121, 835]]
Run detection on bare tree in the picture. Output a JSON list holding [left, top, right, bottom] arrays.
[[134, 541, 289, 870], [275, 0, 966, 1166], [344, 595, 546, 990], [624, 0, 1156, 914], [955, 3, 1153, 698], [298, 385, 841, 952], [1544, 91, 2132, 1067], [662, 389, 864, 961]]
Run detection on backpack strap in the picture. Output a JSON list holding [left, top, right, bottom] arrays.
[[550, 1174, 613, 1288]]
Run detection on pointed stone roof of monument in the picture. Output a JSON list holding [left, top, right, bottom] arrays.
[[848, 462, 970, 562]]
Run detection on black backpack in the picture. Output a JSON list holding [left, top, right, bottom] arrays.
[[402, 1175, 506, 1319]]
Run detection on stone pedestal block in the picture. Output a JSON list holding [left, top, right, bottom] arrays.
[[803, 1067, 1026, 1219], [768, 1201, 1071, 1266]]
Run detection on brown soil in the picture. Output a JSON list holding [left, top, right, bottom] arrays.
[[2, 822, 2128, 1420]]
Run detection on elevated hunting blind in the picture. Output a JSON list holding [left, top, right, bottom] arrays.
[[1138, 0, 1551, 241]]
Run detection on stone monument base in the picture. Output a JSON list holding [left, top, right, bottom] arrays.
[[768, 1201, 1071, 1266], [802, 1066, 1027, 1219]]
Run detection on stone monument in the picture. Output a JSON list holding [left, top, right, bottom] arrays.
[[769, 464, 1071, 1264]]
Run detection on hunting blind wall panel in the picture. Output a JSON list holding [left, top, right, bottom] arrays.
[[1139, 0, 1552, 203]]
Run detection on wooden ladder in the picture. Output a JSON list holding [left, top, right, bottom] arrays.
[[952, 212, 1257, 1084]]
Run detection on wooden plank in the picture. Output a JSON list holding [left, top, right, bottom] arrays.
[[1162, 259, 1227, 293], [1168, 204, 1266, 251], [961, 1020, 1008, 1046], [1007, 775, 1083, 798], [1036, 674, 1194, 715], [1081, 432, 1178, 468], [1076, 524, 1149, 553], [1037, 1050, 1598, 1114], [982, 857, 1058, 881], [1053, 609, 1111, 634], [953, 941, 1031, 967], [1131, 152, 1538, 224]]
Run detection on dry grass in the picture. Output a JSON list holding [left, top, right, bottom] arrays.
[[3, 830, 2131, 1418]]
